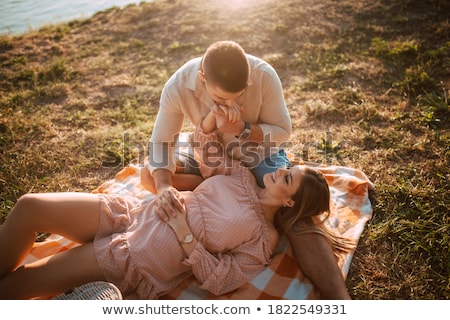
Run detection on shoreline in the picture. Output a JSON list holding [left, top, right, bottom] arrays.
[[0, 0, 144, 36]]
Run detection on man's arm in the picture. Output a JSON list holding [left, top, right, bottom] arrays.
[[213, 103, 264, 143], [255, 65, 292, 145], [151, 168, 182, 221], [141, 166, 202, 196], [151, 168, 173, 195]]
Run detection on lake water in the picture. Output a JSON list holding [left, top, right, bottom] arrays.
[[0, 0, 145, 35]]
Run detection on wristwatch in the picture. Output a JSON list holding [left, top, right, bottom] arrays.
[[236, 121, 251, 140], [179, 234, 194, 244]]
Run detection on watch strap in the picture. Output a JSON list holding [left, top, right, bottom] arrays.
[[236, 121, 251, 140]]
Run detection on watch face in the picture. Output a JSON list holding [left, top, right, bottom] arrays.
[[237, 121, 251, 140], [182, 234, 193, 244], [240, 130, 251, 140]]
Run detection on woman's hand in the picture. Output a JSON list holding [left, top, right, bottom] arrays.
[[214, 102, 243, 136], [216, 101, 242, 124], [165, 201, 197, 256], [165, 200, 189, 233]]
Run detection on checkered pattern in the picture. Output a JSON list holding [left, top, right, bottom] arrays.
[[26, 161, 373, 300]]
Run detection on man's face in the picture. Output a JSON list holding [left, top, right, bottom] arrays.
[[199, 71, 245, 107]]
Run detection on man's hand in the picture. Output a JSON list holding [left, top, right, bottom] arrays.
[[156, 186, 185, 222], [150, 169, 185, 222]]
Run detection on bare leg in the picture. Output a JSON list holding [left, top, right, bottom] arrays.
[[288, 232, 351, 299], [0, 242, 105, 299], [0, 192, 101, 278]]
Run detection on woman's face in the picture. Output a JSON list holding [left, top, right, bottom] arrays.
[[263, 166, 303, 205]]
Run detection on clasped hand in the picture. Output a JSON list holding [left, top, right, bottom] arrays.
[[213, 101, 243, 135], [156, 187, 188, 230]]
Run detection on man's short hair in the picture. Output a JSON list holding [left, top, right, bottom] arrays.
[[202, 41, 250, 93]]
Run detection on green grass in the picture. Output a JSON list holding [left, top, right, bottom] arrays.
[[0, 0, 449, 299]]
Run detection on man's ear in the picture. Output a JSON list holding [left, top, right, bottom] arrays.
[[198, 70, 206, 83]]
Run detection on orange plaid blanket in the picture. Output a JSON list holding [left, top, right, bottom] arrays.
[[26, 162, 373, 299]]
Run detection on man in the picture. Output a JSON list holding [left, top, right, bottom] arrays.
[[146, 40, 350, 299], [147, 40, 292, 197]]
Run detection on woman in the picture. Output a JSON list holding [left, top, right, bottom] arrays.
[[0, 128, 330, 300]]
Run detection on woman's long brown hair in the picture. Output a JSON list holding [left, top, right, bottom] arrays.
[[275, 167, 331, 234], [275, 167, 357, 254]]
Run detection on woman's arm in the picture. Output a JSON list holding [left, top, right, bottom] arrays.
[[165, 201, 268, 296], [192, 120, 242, 178], [165, 201, 197, 256], [183, 236, 269, 296], [200, 108, 217, 134]]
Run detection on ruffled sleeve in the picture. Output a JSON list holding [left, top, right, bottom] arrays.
[[181, 235, 270, 296]]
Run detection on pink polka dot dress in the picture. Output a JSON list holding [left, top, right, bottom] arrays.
[[94, 166, 272, 299]]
